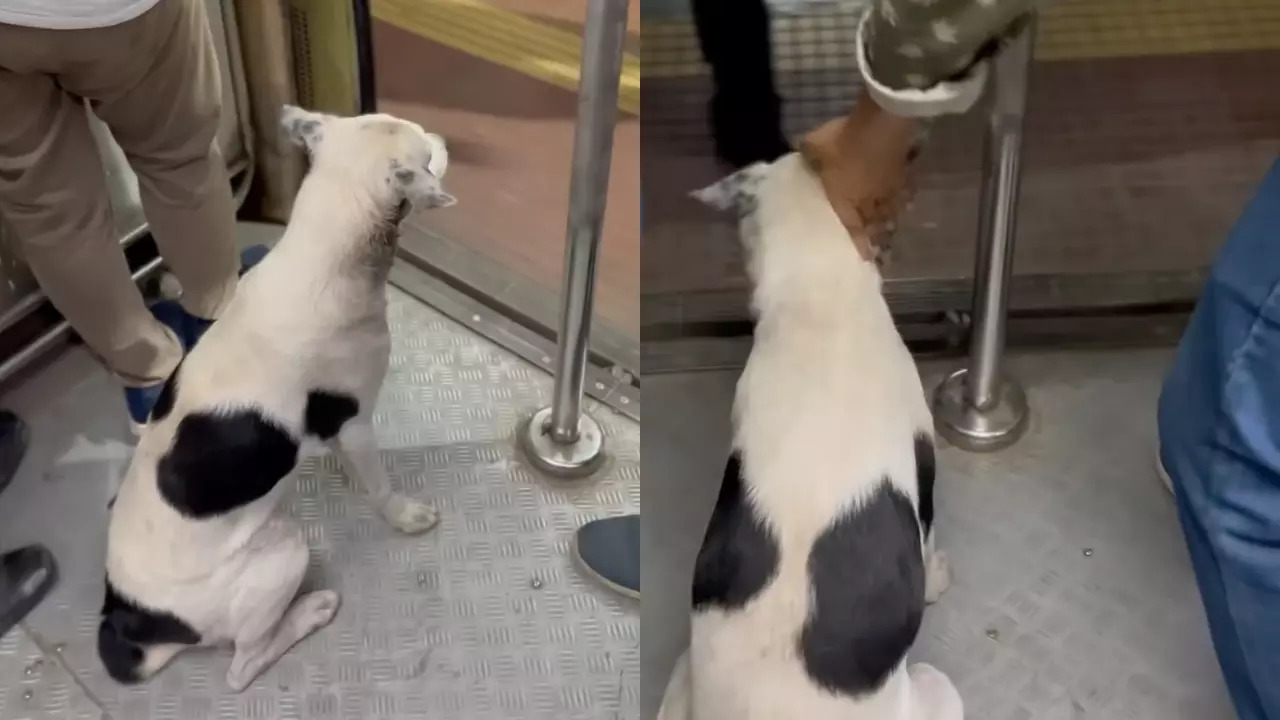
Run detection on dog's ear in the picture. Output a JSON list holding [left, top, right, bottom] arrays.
[[690, 163, 769, 212], [280, 104, 329, 152], [423, 132, 449, 180], [391, 165, 457, 209]]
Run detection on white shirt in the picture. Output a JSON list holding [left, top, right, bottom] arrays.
[[0, 0, 163, 29]]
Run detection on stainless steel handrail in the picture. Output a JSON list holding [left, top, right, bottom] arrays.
[[518, 0, 629, 478]]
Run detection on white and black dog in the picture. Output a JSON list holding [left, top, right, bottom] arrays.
[[658, 153, 963, 719], [98, 106, 454, 692]]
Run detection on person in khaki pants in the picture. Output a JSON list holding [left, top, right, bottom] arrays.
[[0, 0, 266, 429], [0, 0, 267, 634]]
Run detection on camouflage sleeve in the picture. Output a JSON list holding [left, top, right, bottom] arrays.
[[858, 0, 1038, 117]]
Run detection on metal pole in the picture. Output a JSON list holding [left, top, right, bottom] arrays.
[[519, 0, 628, 477], [932, 20, 1034, 452]]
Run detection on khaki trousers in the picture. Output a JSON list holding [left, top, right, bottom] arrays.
[[0, 0, 239, 387]]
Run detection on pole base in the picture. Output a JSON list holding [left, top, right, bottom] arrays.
[[518, 407, 606, 478], [932, 368, 1029, 453]]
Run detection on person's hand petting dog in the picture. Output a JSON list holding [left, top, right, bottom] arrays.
[[799, 99, 921, 264]]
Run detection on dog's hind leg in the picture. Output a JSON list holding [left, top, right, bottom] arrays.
[[657, 650, 693, 720], [923, 532, 951, 605], [330, 416, 438, 534], [908, 662, 964, 720], [223, 519, 340, 692], [916, 435, 951, 605]]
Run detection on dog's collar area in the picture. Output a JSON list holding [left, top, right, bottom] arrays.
[[373, 199, 411, 238], [393, 198, 412, 224], [364, 200, 409, 259]]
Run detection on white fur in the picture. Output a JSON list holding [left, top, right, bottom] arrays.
[[660, 154, 961, 720], [104, 106, 451, 691]]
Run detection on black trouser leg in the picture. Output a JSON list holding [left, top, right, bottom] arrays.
[[692, 0, 791, 168]]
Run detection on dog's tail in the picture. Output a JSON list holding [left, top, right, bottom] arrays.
[[98, 582, 201, 684], [98, 615, 193, 684], [97, 614, 148, 684]]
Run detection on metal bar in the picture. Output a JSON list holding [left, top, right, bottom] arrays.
[[0, 159, 251, 339], [931, 20, 1035, 452], [965, 21, 1035, 410], [0, 223, 148, 337], [388, 260, 640, 421], [546, 0, 628, 444], [0, 256, 164, 386]]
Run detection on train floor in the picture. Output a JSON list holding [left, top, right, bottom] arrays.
[[643, 348, 1235, 720], [0, 230, 639, 720]]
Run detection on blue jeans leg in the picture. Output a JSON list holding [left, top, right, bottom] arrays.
[[1158, 158, 1280, 720]]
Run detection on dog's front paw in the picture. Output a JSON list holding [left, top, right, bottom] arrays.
[[295, 590, 341, 632], [383, 495, 439, 534], [226, 667, 255, 693], [925, 549, 952, 604]]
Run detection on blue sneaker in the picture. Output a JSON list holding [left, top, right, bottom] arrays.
[[572, 514, 639, 600], [125, 245, 271, 429], [238, 244, 270, 277]]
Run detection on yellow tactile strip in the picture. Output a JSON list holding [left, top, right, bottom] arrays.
[[642, 0, 1280, 78], [1038, 0, 1280, 60], [373, 0, 639, 115]]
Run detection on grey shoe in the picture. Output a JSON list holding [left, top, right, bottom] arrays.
[[572, 514, 639, 600]]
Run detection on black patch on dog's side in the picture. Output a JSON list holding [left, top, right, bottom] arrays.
[[691, 452, 780, 611], [799, 480, 925, 696], [157, 409, 299, 518], [98, 579, 200, 684], [149, 359, 183, 423], [304, 390, 359, 440], [915, 433, 936, 538]]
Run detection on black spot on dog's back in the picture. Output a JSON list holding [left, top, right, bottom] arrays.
[[304, 390, 359, 440], [915, 433, 936, 538], [149, 360, 183, 423], [799, 480, 924, 696], [98, 579, 200, 684], [691, 452, 780, 611], [157, 409, 299, 518]]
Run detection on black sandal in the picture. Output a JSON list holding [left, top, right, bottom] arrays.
[[0, 409, 29, 497], [0, 544, 58, 639]]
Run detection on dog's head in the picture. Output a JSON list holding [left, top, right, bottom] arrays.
[[692, 154, 878, 313], [281, 105, 456, 212], [690, 161, 771, 263]]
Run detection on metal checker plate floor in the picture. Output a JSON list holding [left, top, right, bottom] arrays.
[[0, 290, 639, 720], [643, 349, 1236, 720]]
